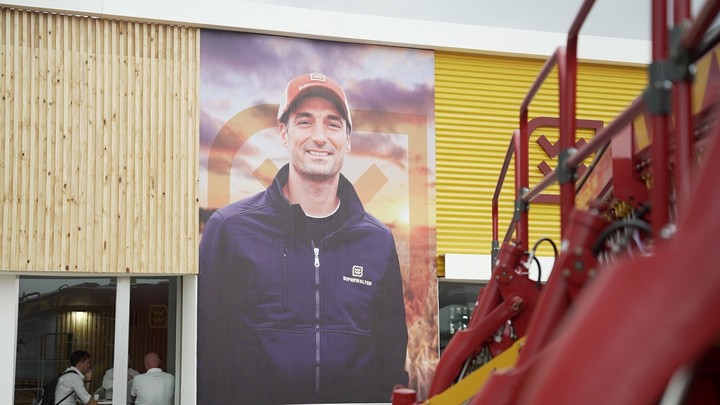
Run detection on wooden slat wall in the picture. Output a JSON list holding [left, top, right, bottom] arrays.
[[0, 8, 199, 274], [57, 307, 115, 393]]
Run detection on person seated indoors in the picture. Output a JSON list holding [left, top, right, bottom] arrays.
[[101, 354, 140, 402], [54, 350, 99, 405], [130, 352, 175, 405]]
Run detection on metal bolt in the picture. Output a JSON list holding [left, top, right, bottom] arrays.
[[660, 223, 677, 239]]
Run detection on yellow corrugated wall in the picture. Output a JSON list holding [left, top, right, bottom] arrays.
[[435, 51, 647, 273]]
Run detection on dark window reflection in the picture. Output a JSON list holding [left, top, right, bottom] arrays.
[[15, 277, 116, 404], [129, 278, 178, 379], [14, 277, 179, 405], [438, 281, 484, 354]]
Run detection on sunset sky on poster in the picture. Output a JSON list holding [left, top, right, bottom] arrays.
[[198, 30, 435, 227]]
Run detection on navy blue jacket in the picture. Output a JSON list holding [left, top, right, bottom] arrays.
[[198, 164, 409, 404]]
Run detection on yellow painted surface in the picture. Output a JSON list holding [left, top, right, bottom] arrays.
[[426, 337, 526, 405], [436, 51, 646, 269]]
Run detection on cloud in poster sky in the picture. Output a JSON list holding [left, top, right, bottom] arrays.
[[199, 30, 434, 125], [351, 132, 407, 170]]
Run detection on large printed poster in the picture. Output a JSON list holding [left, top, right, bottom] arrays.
[[198, 30, 437, 403]]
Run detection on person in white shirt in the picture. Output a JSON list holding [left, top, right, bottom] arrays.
[[130, 352, 174, 405], [101, 354, 140, 402], [54, 350, 99, 405]]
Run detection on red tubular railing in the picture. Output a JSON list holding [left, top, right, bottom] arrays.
[[494, 0, 720, 256], [515, 0, 594, 247], [518, 48, 564, 250], [681, 0, 720, 51], [559, 0, 592, 234], [673, 0, 693, 211], [523, 96, 646, 204], [491, 131, 520, 244], [650, 0, 671, 240], [673, 0, 720, 213]]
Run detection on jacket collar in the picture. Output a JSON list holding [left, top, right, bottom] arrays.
[[268, 164, 365, 226]]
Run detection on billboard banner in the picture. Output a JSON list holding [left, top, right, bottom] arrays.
[[198, 30, 437, 403]]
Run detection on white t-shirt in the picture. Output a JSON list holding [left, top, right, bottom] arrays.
[[54, 366, 91, 405], [130, 368, 175, 405], [102, 367, 140, 390], [101, 367, 140, 403]]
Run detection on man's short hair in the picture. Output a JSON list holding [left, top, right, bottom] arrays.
[[69, 350, 91, 366]]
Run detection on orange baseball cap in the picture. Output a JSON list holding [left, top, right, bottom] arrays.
[[277, 72, 352, 131]]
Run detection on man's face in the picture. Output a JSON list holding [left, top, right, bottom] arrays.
[[76, 357, 91, 373], [280, 96, 351, 182]]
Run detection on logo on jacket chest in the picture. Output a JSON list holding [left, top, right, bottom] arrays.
[[342, 265, 373, 286]]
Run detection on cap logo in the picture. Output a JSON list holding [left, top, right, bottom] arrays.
[[310, 72, 326, 81], [352, 265, 363, 278]]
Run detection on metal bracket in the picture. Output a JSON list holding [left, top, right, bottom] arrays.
[[513, 187, 529, 222], [557, 147, 577, 184], [644, 23, 696, 116], [669, 22, 695, 83], [645, 60, 672, 115], [491, 240, 500, 266]]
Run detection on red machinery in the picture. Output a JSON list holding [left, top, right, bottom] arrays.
[[393, 0, 720, 404]]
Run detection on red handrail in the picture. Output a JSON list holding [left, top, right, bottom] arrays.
[[681, 0, 720, 51], [515, 0, 595, 246], [673, 0, 720, 213], [650, 0, 670, 240], [491, 131, 519, 243], [517, 48, 565, 249]]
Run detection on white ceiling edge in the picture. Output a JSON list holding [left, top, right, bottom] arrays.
[[1, 0, 650, 64]]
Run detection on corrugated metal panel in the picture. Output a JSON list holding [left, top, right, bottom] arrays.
[[436, 51, 646, 264]]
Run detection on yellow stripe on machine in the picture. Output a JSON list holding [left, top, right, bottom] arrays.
[[426, 337, 526, 405]]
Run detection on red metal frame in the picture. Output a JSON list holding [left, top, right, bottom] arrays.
[[395, 0, 720, 403]]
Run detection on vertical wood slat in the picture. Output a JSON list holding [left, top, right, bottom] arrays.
[[9, 11, 20, 268], [157, 25, 166, 274], [0, 12, 5, 269], [20, 11, 31, 269], [26, 12, 36, 272], [171, 27, 180, 275], [35, 13, 47, 271], [41, 13, 52, 271], [149, 25, 159, 273], [0, 8, 199, 274]]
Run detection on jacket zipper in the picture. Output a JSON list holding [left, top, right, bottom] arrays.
[[312, 240, 321, 395], [282, 248, 289, 311]]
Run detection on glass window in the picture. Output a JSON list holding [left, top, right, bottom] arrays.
[[438, 280, 485, 354], [15, 277, 116, 404], [14, 276, 180, 405], [128, 277, 179, 404]]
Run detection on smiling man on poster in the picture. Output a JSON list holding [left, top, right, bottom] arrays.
[[198, 72, 409, 403]]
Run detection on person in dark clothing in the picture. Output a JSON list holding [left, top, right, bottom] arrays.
[[198, 72, 408, 404]]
